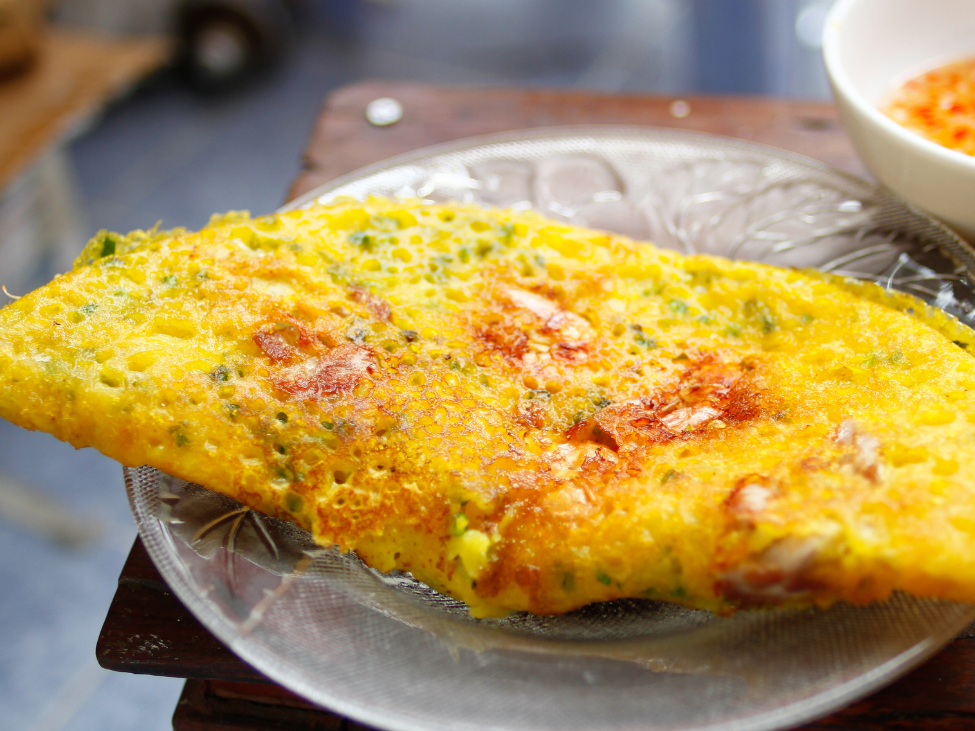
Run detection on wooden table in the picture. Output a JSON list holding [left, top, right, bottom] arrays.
[[97, 81, 975, 731]]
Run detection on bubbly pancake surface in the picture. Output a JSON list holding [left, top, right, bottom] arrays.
[[2, 198, 975, 617]]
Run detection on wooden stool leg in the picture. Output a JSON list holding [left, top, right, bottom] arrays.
[[172, 678, 346, 731]]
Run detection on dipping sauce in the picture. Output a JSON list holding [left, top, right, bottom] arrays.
[[884, 57, 975, 156]]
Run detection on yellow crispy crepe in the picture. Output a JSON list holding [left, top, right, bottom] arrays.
[[2, 198, 975, 617]]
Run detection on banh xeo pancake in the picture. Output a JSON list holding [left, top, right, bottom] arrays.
[[2, 198, 975, 617]]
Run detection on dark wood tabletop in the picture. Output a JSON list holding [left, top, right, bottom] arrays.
[[98, 80, 975, 731]]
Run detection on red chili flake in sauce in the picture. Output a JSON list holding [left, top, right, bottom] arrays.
[[884, 57, 975, 156]]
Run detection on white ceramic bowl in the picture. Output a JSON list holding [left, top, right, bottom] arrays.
[[823, 0, 975, 241]]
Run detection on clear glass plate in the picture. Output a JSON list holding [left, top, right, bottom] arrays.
[[127, 127, 975, 731]]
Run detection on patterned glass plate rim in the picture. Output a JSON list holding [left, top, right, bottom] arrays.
[[129, 126, 975, 731]]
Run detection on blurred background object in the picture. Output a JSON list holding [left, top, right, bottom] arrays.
[[53, 0, 299, 89], [0, 0, 47, 77], [45, 0, 839, 98], [176, 0, 295, 90], [0, 2, 840, 729], [0, 27, 169, 297]]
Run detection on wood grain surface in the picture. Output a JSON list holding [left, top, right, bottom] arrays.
[[287, 80, 867, 203], [96, 540, 264, 682], [101, 81, 973, 731]]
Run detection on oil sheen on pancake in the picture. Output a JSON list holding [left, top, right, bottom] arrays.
[[2, 198, 975, 617]]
